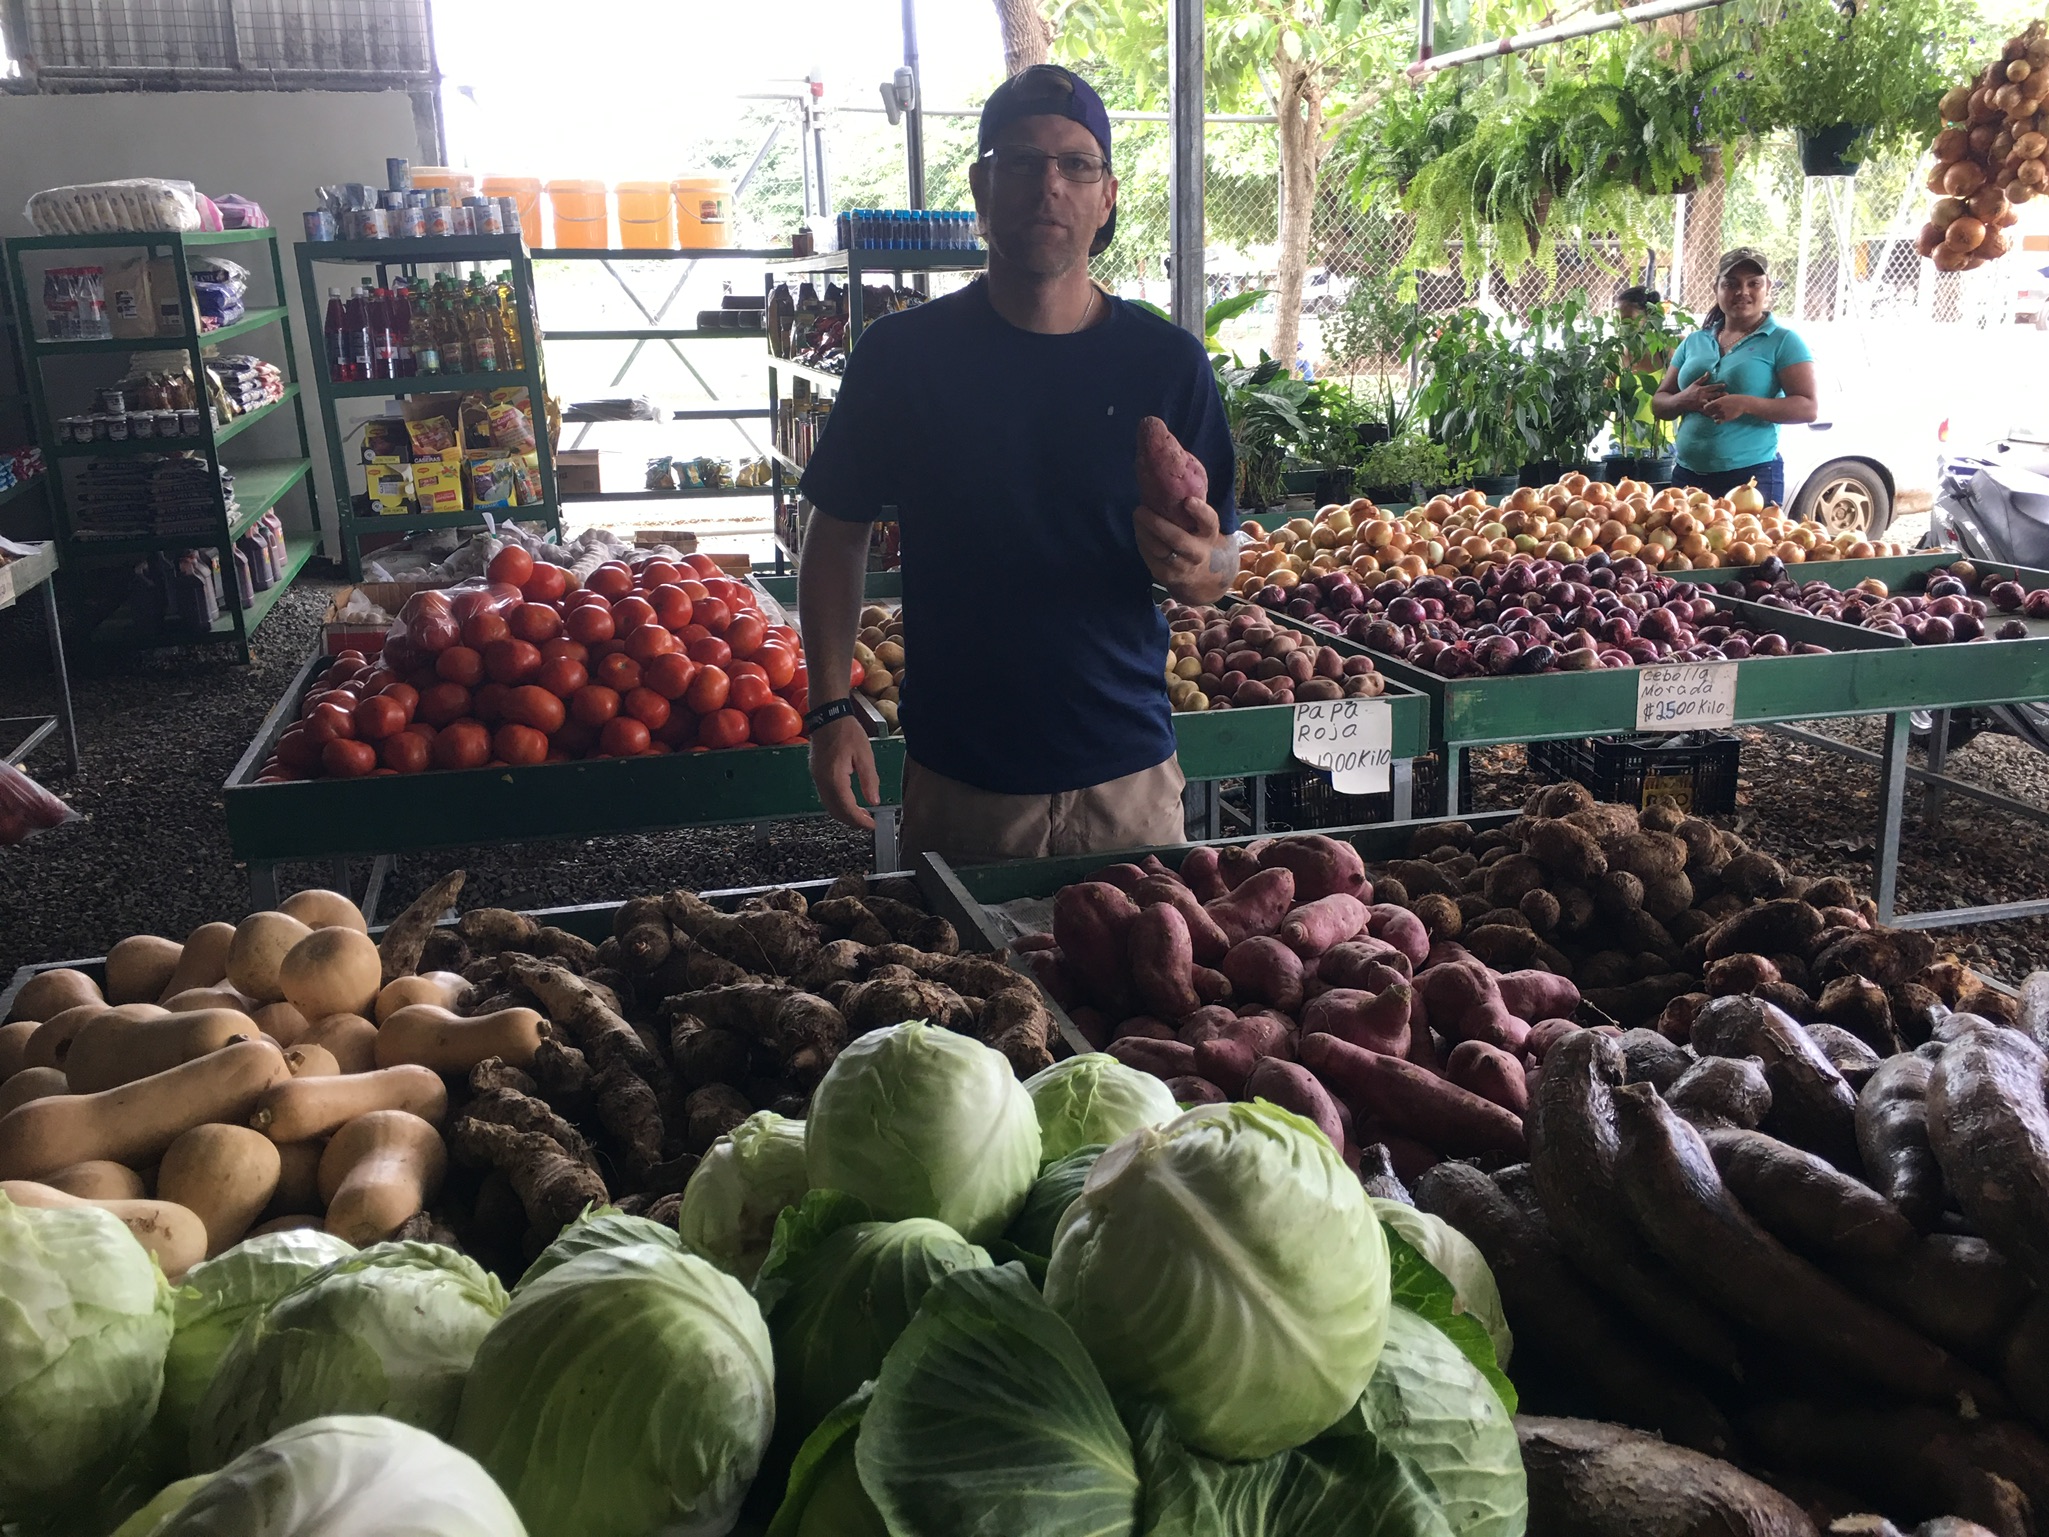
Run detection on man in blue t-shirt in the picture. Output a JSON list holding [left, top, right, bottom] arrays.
[[796, 64, 1238, 866]]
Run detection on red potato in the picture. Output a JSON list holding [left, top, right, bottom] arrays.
[[1220, 937, 1304, 1014], [1053, 882, 1141, 1009], [1165, 1075, 1229, 1106], [1136, 415, 1208, 528], [1218, 843, 1267, 892], [1280, 894, 1371, 959], [1366, 905, 1432, 968], [1130, 904, 1201, 1022], [1301, 1032, 1527, 1160], [1205, 867, 1297, 948], [1177, 1006, 1241, 1046], [1109, 1036, 1199, 1080], [1192, 967, 1231, 1005], [1069, 1007, 1111, 1050], [1317, 940, 1413, 988], [1131, 876, 1230, 966], [1023, 949, 1077, 1009], [1244, 1058, 1347, 1155], [1113, 1015, 1179, 1042], [1416, 963, 1530, 1052], [1303, 984, 1413, 1056], [1195, 1037, 1256, 1096], [1497, 970, 1582, 1024], [1448, 1040, 1530, 1117], [1085, 863, 1148, 893], [1178, 846, 1229, 903], [1259, 835, 1371, 903], [1526, 1018, 1585, 1061]]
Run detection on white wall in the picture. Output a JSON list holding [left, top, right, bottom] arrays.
[[0, 89, 430, 543]]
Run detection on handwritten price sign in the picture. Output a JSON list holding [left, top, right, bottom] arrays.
[[1635, 661, 1738, 732], [1292, 697, 1393, 794]]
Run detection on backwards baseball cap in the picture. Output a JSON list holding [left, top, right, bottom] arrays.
[[978, 64, 1118, 254], [1716, 247, 1769, 281]]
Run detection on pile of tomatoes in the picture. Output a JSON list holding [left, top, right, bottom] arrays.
[[257, 547, 833, 782]]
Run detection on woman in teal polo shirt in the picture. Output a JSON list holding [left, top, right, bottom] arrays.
[[1652, 248, 1818, 509]]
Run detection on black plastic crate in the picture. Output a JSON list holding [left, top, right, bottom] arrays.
[[1254, 752, 1472, 832], [1528, 731, 1740, 815]]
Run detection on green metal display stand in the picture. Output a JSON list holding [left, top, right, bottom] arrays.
[[4, 227, 319, 660], [294, 235, 558, 579], [0, 541, 78, 776]]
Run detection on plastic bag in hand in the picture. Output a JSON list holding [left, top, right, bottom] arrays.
[[0, 760, 77, 845]]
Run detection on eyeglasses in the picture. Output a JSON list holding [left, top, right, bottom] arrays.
[[982, 145, 1110, 184]]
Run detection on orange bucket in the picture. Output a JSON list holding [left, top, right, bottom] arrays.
[[616, 180, 677, 249], [672, 177, 733, 248], [480, 176, 543, 243], [545, 178, 609, 249]]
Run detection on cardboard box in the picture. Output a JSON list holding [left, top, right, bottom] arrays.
[[555, 449, 601, 497], [366, 461, 416, 517], [632, 529, 699, 551], [362, 418, 412, 465], [411, 453, 466, 515], [319, 580, 443, 655], [707, 552, 751, 574]]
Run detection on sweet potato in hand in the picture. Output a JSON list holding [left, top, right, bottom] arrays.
[[1136, 415, 1209, 531]]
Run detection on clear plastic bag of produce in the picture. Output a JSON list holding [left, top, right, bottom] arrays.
[[379, 579, 523, 672], [0, 759, 78, 844]]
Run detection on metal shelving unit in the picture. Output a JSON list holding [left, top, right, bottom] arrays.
[[295, 235, 559, 580], [3, 226, 319, 660]]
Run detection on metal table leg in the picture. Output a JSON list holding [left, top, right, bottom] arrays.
[[361, 855, 395, 926], [1251, 775, 1268, 835], [1874, 711, 1912, 926], [330, 857, 351, 897], [1391, 757, 1415, 822], [1444, 745, 1464, 815], [1204, 780, 1221, 840], [1922, 708, 1951, 825], [41, 579, 78, 777], [872, 805, 900, 873], [248, 862, 280, 911]]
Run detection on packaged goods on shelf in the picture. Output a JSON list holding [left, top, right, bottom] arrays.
[[69, 454, 232, 541], [767, 276, 928, 363], [40, 266, 110, 340], [0, 447, 44, 496], [309, 164, 524, 242], [186, 256, 249, 330], [834, 208, 980, 251], [25, 178, 206, 235]]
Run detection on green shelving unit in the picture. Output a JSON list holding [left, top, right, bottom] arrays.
[[294, 235, 559, 580], [3, 225, 319, 660]]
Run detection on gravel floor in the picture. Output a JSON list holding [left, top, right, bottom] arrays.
[[3, 564, 2047, 982]]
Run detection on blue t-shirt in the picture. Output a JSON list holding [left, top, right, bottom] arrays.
[[799, 280, 1236, 795], [1671, 313, 1814, 473]]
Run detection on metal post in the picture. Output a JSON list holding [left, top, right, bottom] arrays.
[[1874, 711, 1912, 925], [1416, 0, 1434, 60], [811, 76, 833, 220], [1923, 709, 1951, 825], [902, 0, 926, 209], [798, 91, 817, 221], [1671, 194, 1688, 306], [40, 578, 77, 776], [1794, 177, 1814, 322], [1167, 0, 1205, 337]]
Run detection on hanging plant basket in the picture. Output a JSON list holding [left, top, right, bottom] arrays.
[[1798, 123, 1869, 177], [1663, 144, 1725, 197]]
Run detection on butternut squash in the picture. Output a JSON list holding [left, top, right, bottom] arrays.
[[0, 1038, 290, 1182], [247, 1214, 323, 1236], [373, 971, 471, 1024], [251, 1065, 447, 1144], [163, 986, 258, 1014], [0, 1180, 207, 1279], [265, 1139, 324, 1217], [0, 1020, 36, 1081], [158, 922, 236, 1002], [8, 968, 101, 1025], [279, 888, 369, 934], [317, 1110, 445, 1246], [0, 1066, 68, 1117], [105, 935, 183, 1005], [283, 1043, 340, 1078], [301, 1013, 378, 1073], [226, 912, 313, 1003], [157, 1124, 282, 1257], [23, 1003, 104, 1072], [65, 1005, 250, 1094], [253, 1001, 312, 1047], [43, 1159, 145, 1201], [278, 927, 381, 1021], [375, 1004, 545, 1071]]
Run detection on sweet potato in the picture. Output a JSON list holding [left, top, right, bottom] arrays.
[[1193, 1037, 1255, 1097], [1415, 963, 1528, 1052], [1301, 985, 1411, 1056], [1085, 862, 1149, 892], [1690, 995, 1859, 1170], [1702, 1126, 1916, 1262], [1108, 1036, 1199, 1081], [1129, 903, 1201, 1023], [1278, 893, 1369, 959], [1926, 1022, 2049, 1291], [1620, 1028, 1692, 1091], [1243, 1058, 1346, 1153], [1219, 937, 1304, 1014], [1856, 1053, 1945, 1232], [1217, 842, 1268, 891], [1610, 1082, 2005, 1410], [1497, 970, 1581, 1026], [1204, 867, 1296, 948], [1300, 1032, 1525, 1160], [1447, 1040, 1528, 1116], [1518, 1416, 1810, 1537], [1667, 1055, 1773, 1131], [1053, 882, 1141, 1010], [1130, 876, 1230, 965], [1366, 904, 1431, 968], [1803, 1022, 1883, 1093], [1177, 845, 1229, 903], [1136, 413, 1208, 520], [1191, 966, 1231, 1006], [1836, 1233, 2031, 1364], [1705, 901, 1827, 964], [1317, 940, 1411, 988], [1225, 1009, 1295, 1059], [1258, 835, 1369, 903], [1525, 1019, 1583, 1062], [1165, 1076, 1228, 1105], [1112, 1015, 1178, 1041]]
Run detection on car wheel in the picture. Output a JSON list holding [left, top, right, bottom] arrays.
[[1793, 458, 1893, 538]]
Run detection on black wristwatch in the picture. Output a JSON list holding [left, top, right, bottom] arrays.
[[804, 697, 859, 734]]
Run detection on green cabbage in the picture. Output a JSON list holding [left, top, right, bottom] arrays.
[[755, 1190, 990, 1442], [189, 1242, 507, 1472], [453, 1242, 773, 1537], [1003, 1144, 1106, 1261], [1357, 1308, 1526, 1537], [1046, 1101, 1391, 1461], [0, 1194, 175, 1522], [514, 1208, 679, 1294], [106, 1475, 210, 1537], [764, 1387, 887, 1537], [1371, 1200, 1512, 1369], [678, 1110, 809, 1283], [156, 1415, 525, 1536], [1024, 1055, 1180, 1165], [806, 1022, 1041, 1242], [158, 1231, 358, 1452]]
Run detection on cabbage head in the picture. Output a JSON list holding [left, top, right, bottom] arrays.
[[453, 1242, 773, 1537], [1046, 1101, 1390, 1461], [514, 1207, 679, 1295], [157, 1415, 525, 1537], [158, 1231, 358, 1450], [189, 1242, 506, 1472], [1024, 1054, 1179, 1165], [1371, 1199, 1511, 1369], [1002, 1144, 1104, 1261], [107, 1475, 209, 1537], [806, 1022, 1040, 1242], [0, 1194, 175, 1521], [678, 1111, 809, 1283]]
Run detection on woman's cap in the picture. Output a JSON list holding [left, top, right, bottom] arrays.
[[1717, 248, 1769, 281]]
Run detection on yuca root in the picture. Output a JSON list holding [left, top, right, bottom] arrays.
[[457, 906, 540, 955], [380, 870, 467, 984], [665, 983, 846, 1083], [593, 1058, 665, 1175], [506, 956, 667, 1088], [451, 1064, 606, 1236], [977, 988, 1056, 1076]]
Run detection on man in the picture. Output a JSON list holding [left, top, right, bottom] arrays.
[[797, 64, 1238, 866]]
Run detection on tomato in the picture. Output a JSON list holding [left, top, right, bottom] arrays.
[[472, 682, 511, 723], [751, 700, 804, 746], [642, 652, 698, 700], [848, 658, 866, 689], [450, 587, 501, 622], [324, 658, 366, 685], [353, 695, 408, 742], [436, 645, 485, 687], [461, 609, 511, 650], [755, 643, 797, 690], [654, 710, 696, 747], [610, 595, 656, 635], [312, 702, 357, 740], [570, 684, 621, 727], [482, 638, 541, 686], [405, 720, 438, 742], [565, 602, 616, 645], [331, 649, 370, 668], [696, 707, 751, 750], [379, 682, 420, 717], [684, 664, 730, 715], [552, 719, 599, 757], [539, 638, 589, 666], [380, 731, 432, 773], [724, 613, 767, 658], [488, 545, 535, 586], [404, 664, 443, 694], [623, 624, 677, 663], [677, 578, 710, 602], [521, 563, 568, 602], [683, 554, 720, 578], [537, 657, 588, 699], [728, 673, 774, 715], [767, 624, 800, 650], [586, 562, 634, 600], [622, 686, 672, 730], [432, 719, 491, 770], [504, 684, 567, 734], [357, 665, 396, 692], [599, 716, 652, 756], [320, 737, 378, 778], [686, 634, 732, 668], [639, 558, 682, 586], [563, 587, 609, 610], [677, 623, 711, 646], [728, 660, 767, 683], [704, 577, 754, 612], [275, 727, 321, 772], [594, 652, 642, 693], [493, 722, 550, 765], [782, 685, 809, 715], [508, 601, 562, 644], [418, 682, 472, 727], [648, 584, 695, 629], [695, 597, 732, 634]]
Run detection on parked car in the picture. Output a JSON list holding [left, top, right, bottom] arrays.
[[1779, 416, 1916, 537]]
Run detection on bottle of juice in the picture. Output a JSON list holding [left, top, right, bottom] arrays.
[[464, 277, 499, 371], [391, 283, 416, 377], [324, 287, 355, 381], [368, 288, 397, 380], [341, 285, 373, 380], [432, 280, 467, 373], [410, 284, 441, 375], [494, 274, 524, 371]]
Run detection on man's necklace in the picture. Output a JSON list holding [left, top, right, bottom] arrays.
[[1072, 287, 1097, 333]]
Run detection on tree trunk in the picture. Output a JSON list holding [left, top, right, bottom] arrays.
[[992, 0, 1053, 75], [1271, 55, 1324, 369], [1679, 152, 1727, 314]]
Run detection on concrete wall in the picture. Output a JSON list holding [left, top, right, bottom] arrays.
[[0, 89, 430, 544]]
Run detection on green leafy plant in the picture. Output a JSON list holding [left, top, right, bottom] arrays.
[[1126, 289, 1272, 358], [1513, 298, 1614, 467], [1406, 309, 1526, 479], [1357, 434, 1452, 495], [1216, 354, 1315, 510], [1605, 300, 1695, 457]]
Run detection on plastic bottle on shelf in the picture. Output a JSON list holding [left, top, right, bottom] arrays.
[[463, 277, 499, 372], [409, 284, 441, 375], [493, 274, 524, 372], [367, 289, 397, 380], [323, 287, 356, 381], [341, 285, 372, 381], [391, 283, 416, 377], [431, 278, 467, 373]]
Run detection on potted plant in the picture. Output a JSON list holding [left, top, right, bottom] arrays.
[[1215, 355, 1312, 514], [1511, 298, 1612, 485], [1355, 434, 1453, 507], [1600, 301, 1694, 483], [1406, 308, 1526, 495]]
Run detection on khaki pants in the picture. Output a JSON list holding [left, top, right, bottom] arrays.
[[900, 755, 1188, 869]]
